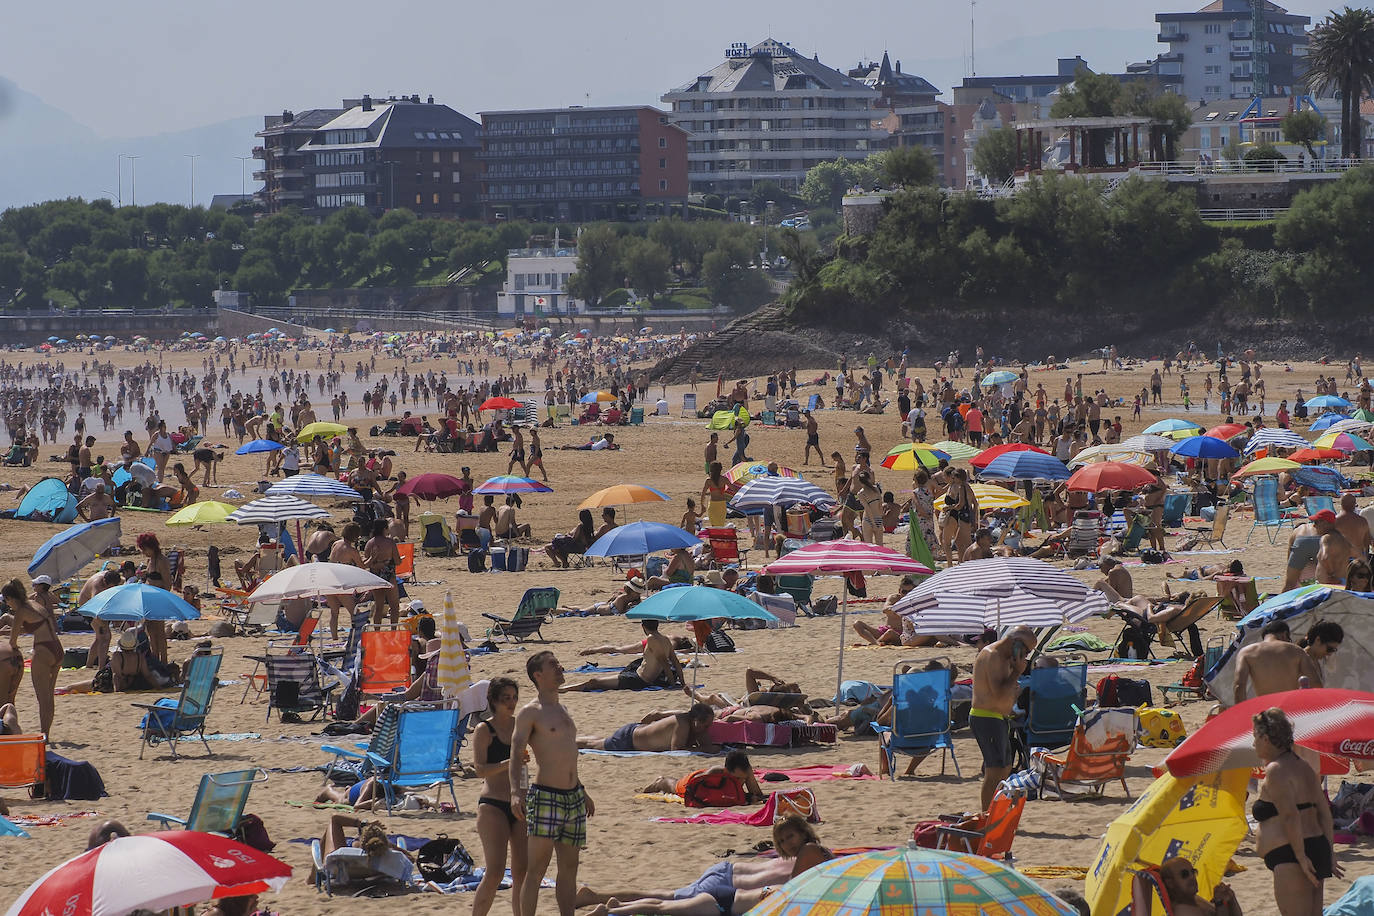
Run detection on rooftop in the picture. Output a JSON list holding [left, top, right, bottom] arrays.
[[666, 38, 874, 96]]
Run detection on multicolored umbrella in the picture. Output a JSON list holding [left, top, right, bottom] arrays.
[[724, 461, 798, 486], [1065, 461, 1158, 492], [881, 444, 950, 471], [435, 590, 472, 699], [1313, 430, 1373, 452], [980, 369, 1019, 386], [930, 440, 983, 460], [1143, 418, 1202, 436], [577, 391, 615, 404], [473, 475, 554, 495], [747, 846, 1077, 916], [267, 473, 362, 501], [969, 443, 1048, 469], [579, 484, 671, 509]]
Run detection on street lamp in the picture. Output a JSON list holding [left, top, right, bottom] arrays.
[[185, 154, 201, 208], [233, 156, 252, 199], [125, 155, 140, 206]]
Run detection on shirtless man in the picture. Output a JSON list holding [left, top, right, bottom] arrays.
[[1093, 556, 1134, 603], [577, 703, 716, 753], [1334, 494, 1371, 559], [1131, 856, 1243, 916], [362, 519, 401, 625], [512, 651, 592, 916], [497, 495, 532, 539], [562, 621, 682, 691], [79, 568, 122, 670], [324, 523, 364, 638], [478, 495, 499, 544], [962, 527, 995, 562], [1285, 519, 1323, 591], [971, 626, 1036, 810], [1233, 621, 1322, 702], [1309, 509, 1355, 586], [76, 483, 115, 521], [802, 411, 824, 466]]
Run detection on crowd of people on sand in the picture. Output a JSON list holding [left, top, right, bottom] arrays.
[[6, 332, 1374, 916]]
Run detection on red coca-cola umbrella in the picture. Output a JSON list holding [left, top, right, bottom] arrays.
[[968, 443, 1048, 469], [6, 831, 291, 916], [395, 472, 465, 500], [1162, 688, 1374, 778], [1065, 461, 1159, 492]]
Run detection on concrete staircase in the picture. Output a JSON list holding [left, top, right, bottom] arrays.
[[646, 305, 789, 383]]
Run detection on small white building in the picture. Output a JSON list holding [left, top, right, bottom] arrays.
[[495, 246, 586, 318]]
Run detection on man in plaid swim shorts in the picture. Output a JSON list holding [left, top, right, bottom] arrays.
[[512, 650, 594, 916]]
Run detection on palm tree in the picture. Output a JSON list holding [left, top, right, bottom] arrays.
[[1305, 6, 1374, 159]]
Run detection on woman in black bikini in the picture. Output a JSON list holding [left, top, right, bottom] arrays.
[[1253, 707, 1339, 916], [3, 578, 60, 737], [472, 676, 527, 916]]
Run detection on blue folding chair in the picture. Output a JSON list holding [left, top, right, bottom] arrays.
[[1019, 662, 1087, 754], [872, 659, 960, 779], [147, 768, 267, 833], [1248, 476, 1287, 544], [1303, 495, 1334, 519], [321, 703, 467, 814], [132, 649, 224, 759]]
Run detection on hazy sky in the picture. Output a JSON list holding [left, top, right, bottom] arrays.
[[1, 0, 1308, 137]]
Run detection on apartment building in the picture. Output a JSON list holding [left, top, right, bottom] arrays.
[[1154, 0, 1310, 102]]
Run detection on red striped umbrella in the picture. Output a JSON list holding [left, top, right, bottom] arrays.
[[969, 443, 1048, 469], [1163, 688, 1374, 778], [6, 831, 291, 916]]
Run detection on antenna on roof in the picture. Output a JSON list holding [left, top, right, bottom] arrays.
[[971, 0, 977, 77]]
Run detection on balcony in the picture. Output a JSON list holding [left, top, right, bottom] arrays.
[[1158, 51, 1184, 62], [482, 166, 639, 180], [478, 188, 640, 202], [1230, 70, 1253, 79], [1229, 29, 1252, 40], [482, 123, 642, 137], [1230, 50, 1252, 60], [1158, 31, 1187, 41], [276, 190, 306, 200], [251, 146, 265, 157], [252, 170, 268, 181]]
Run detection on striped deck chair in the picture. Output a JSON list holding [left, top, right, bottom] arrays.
[[1248, 476, 1287, 544], [264, 652, 328, 723], [1041, 707, 1138, 800]]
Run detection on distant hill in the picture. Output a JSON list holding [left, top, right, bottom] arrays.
[[0, 76, 261, 212]]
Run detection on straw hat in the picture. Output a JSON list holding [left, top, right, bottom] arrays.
[[626, 576, 647, 595], [117, 630, 138, 651], [704, 570, 727, 588]]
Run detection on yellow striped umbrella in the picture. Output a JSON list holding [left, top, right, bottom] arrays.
[[970, 483, 1031, 510], [436, 590, 473, 699]]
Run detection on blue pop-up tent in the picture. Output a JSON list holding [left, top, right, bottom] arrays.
[[15, 478, 77, 523]]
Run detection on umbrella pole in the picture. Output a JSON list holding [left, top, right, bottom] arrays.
[[835, 586, 848, 704]]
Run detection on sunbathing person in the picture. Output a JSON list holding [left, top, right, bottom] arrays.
[[683, 667, 812, 721], [1113, 591, 1206, 659], [563, 620, 683, 691], [575, 815, 831, 914], [579, 634, 693, 655], [1167, 559, 1245, 581], [310, 813, 414, 888], [577, 703, 716, 752], [640, 750, 765, 803], [315, 776, 438, 811], [560, 578, 645, 616]]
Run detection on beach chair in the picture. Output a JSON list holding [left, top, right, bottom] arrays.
[[0, 734, 45, 792], [934, 790, 1026, 861], [784, 408, 801, 428], [324, 702, 466, 814], [1040, 707, 1138, 800], [681, 393, 697, 417], [240, 616, 320, 702], [359, 625, 412, 696], [777, 574, 814, 613], [1218, 577, 1260, 620], [702, 526, 750, 568], [395, 542, 415, 581], [1117, 514, 1148, 553], [629, 406, 645, 426], [483, 587, 558, 642], [760, 409, 778, 427], [1303, 495, 1334, 519], [263, 651, 331, 722], [454, 514, 482, 554], [132, 649, 223, 760], [872, 659, 960, 779], [1017, 662, 1087, 756], [311, 837, 415, 896], [748, 591, 797, 628], [1160, 638, 1227, 705], [1162, 493, 1189, 527], [806, 394, 821, 411], [147, 768, 267, 833], [1189, 503, 1229, 549], [1066, 511, 1103, 556], [1248, 476, 1287, 544]]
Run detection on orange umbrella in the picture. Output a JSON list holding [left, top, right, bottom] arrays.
[[1065, 461, 1159, 492], [1288, 447, 1345, 463], [579, 484, 671, 509]]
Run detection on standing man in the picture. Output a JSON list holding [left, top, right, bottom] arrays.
[[511, 651, 592, 916], [1233, 620, 1322, 700], [704, 432, 718, 475], [1334, 494, 1370, 561], [1310, 509, 1354, 587], [970, 626, 1035, 811], [802, 410, 824, 466]]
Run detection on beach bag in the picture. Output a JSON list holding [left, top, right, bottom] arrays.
[[1095, 675, 1152, 708], [681, 770, 748, 808], [504, 546, 529, 572], [416, 835, 473, 883], [772, 788, 819, 823], [232, 813, 275, 852], [91, 666, 114, 694], [811, 595, 838, 616], [467, 549, 488, 574], [1138, 706, 1188, 748], [704, 627, 736, 653]]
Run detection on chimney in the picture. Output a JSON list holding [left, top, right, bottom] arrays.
[[412, 94, 420, 103], [362, 94, 373, 111], [896, 60, 901, 73], [427, 94, 434, 104], [282, 109, 294, 123]]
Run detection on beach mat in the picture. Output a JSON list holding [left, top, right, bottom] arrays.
[[581, 749, 714, 758]]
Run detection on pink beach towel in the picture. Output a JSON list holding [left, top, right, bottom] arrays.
[[654, 789, 819, 826]]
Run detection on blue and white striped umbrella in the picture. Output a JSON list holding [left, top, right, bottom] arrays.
[[225, 495, 330, 525], [893, 556, 1108, 633], [267, 473, 362, 500], [1243, 427, 1309, 454], [730, 476, 837, 509], [979, 451, 1072, 481]]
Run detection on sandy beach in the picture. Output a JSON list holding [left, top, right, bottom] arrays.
[[0, 339, 1369, 915]]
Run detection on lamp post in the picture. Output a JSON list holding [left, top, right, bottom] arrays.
[[126, 155, 140, 206], [233, 156, 252, 199], [184, 154, 200, 208]]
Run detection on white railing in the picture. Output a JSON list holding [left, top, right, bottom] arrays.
[[1198, 207, 1290, 221], [1137, 158, 1363, 176]]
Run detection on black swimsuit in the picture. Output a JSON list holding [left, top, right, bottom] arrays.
[[478, 722, 517, 825], [1255, 799, 1334, 877]]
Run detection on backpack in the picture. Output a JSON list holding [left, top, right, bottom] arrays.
[[232, 813, 275, 852], [1095, 674, 1153, 708], [1138, 706, 1188, 749], [415, 835, 474, 883], [467, 549, 488, 574], [704, 627, 736, 653], [681, 770, 748, 808]]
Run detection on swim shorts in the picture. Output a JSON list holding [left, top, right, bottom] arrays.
[[525, 783, 588, 848], [970, 710, 1015, 768], [675, 861, 736, 913], [1288, 536, 1321, 570], [603, 722, 639, 751]]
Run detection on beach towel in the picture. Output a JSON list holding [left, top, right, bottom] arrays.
[[0, 815, 30, 838], [580, 749, 713, 758], [654, 789, 819, 826], [8, 810, 100, 827], [1045, 633, 1114, 653]]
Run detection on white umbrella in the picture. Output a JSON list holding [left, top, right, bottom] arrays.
[[436, 589, 473, 698], [894, 556, 1108, 633], [266, 473, 362, 500], [1325, 418, 1374, 436], [1122, 434, 1176, 452], [246, 563, 386, 603], [225, 495, 330, 525]]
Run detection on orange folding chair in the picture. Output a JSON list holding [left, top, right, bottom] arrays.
[[1041, 707, 1138, 800], [702, 527, 750, 568], [935, 791, 1026, 861], [359, 625, 412, 696], [395, 543, 415, 581], [0, 734, 46, 792]]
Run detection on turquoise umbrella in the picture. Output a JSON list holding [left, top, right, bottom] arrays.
[[1143, 418, 1202, 435], [76, 583, 201, 621], [626, 586, 776, 623]]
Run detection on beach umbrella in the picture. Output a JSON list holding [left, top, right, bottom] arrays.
[[1143, 418, 1202, 436], [1067, 445, 1154, 468], [267, 473, 362, 500], [1205, 422, 1247, 440], [480, 396, 523, 411], [226, 495, 330, 525], [473, 475, 553, 495], [46, 336, 58, 342], [1243, 427, 1309, 453], [1163, 688, 1374, 778], [725, 461, 798, 486], [1169, 435, 1239, 460], [1306, 412, 1352, 432], [1065, 461, 1158, 492], [28, 517, 122, 582], [627, 586, 776, 623], [585, 521, 700, 557], [1304, 394, 1351, 410], [165, 501, 238, 528], [395, 472, 465, 501], [881, 446, 949, 471], [749, 846, 1078, 916], [579, 484, 670, 509], [4, 830, 291, 916], [577, 391, 615, 404], [980, 451, 1072, 481], [729, 476, 836, 510], [762, 541, 931, 701], [1288, 447, 1346, 463], [969, 482, 1031, 510], [435, 589, 472, 699], [1313, 430, 1373, 452], [246, 562, 386, 603], [930, 440, 983, 460], [894, 556, 1109, 633], [1292, 465, 1343, 493], [295, 421, 347, 443], [1324, 418, 1373, 436], [235, 439, 284, 455], [1352, 408, 1374, 422], [1233, 456, 1301, 477], [980, 369, 1019, 386], [1086, 768, 1249, 916], [969, 443, 1048, 469], [76, 583, 201, 621], [1122, 434, 1176, 452]]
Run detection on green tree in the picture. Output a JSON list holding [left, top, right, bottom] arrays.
[[1127, 87, 1192, 160], [619, 237, 672, 302], [877, 145, 938, 188], [233, 250, 286, 306], [1282, 109, 1327, 159], [800, 159, 863, 212], [1305, 6, 1374, 159], [102, 249, 150, 307], [1244, 143, 1287, 172], [702, 237, 772, 311], [50, 260, 91, 306], [565, 225, 620, 308], [1050, 66, 1124, 166], [973, 127, 1018, 186]]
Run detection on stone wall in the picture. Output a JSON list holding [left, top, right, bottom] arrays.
[[0, 310, 218, 347]]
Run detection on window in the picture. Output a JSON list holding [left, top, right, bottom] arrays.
[[432, 193, 439, 204], [658, 137, 667, 148], [432, 151, 440, 163], [1204, 22, 1221, 33], [452, 152, 460, 163], [658, 157, 666, 168], [1205, 44, 1218, 53], [659, 179, 668, 190], [452, 171, 461, 183], [1205, 65, 1221, 74], [433, 171, 441, 182], [414, 172, 422, 183], [414, 193, 422, 204]]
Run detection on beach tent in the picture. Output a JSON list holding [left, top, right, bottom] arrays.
[[1205, 586, 1374, 706], [15, 478, 78, 523], [707, 408, 750, 430]]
